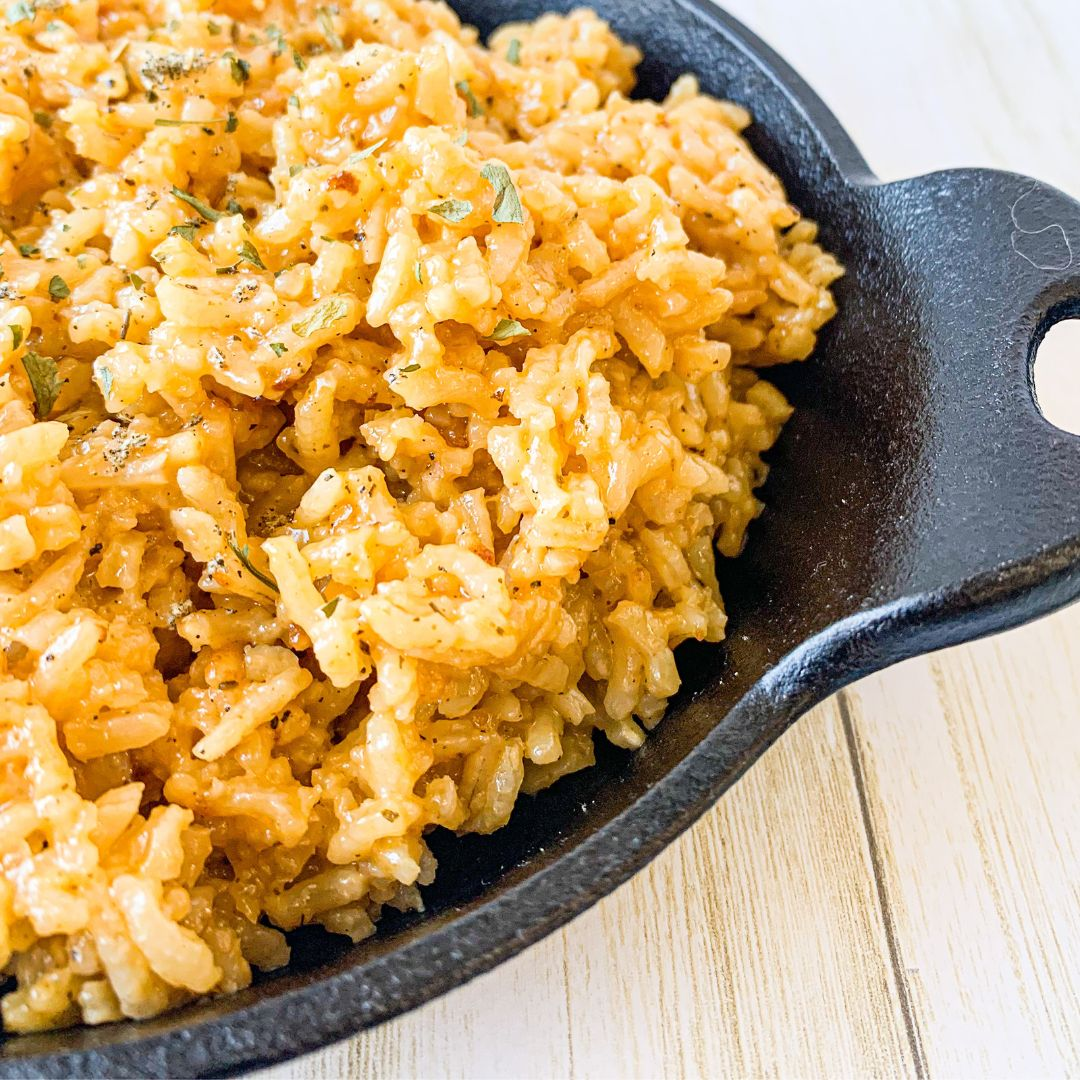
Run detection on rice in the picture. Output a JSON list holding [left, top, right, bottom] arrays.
[[0, 0, 842, 1030]]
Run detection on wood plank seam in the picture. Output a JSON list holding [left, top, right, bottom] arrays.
[[838, 689, 930, 1079]]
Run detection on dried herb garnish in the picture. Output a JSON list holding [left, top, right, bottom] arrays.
[[490, 318, 529, 341], [481, 163, 524, 224], [428, 198, 472, 222], [291, 296, 349, 337], [507, 38, 521, 64], [227, 535, 279, 593], [456, 79, 483, 117], [168, 222, 200, 243], [317, 6, 342, 50], [227, 53, 250, 84], [170, 186, 223, 222], [21, 350, 60, 417], [8, 324, 23, 349], [237, 238, 265, 270], [47, 275, 69, 300]]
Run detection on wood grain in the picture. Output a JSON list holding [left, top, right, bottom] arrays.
[[260, 2, 1080, 1076]]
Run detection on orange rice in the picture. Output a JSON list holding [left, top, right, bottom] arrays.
[[0, 0, 841, 1029]]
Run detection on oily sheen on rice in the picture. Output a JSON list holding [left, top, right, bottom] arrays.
[[0, 0, 842, 1029]]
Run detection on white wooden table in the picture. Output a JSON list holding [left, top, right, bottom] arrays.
[[263, 2, 1080, 1075]]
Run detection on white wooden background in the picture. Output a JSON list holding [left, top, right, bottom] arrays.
[[261, 2, 1080, 1076]]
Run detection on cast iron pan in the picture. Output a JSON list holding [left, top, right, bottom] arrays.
[[6, 0, 1080, 1075]]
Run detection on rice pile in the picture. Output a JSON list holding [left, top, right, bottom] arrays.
[[0, 0, 841, 1030]]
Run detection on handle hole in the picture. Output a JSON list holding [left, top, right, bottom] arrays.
[[1033, 317, 1080, 434]]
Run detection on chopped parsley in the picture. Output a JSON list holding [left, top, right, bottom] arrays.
[[481, 163, 524, 224], [428, 198, 472, 222], [47, 275, 69, 301], [507, 38, 521, 64], [291, 296, 350, 337], [321, 596, 340, 617], [237, 238, 266, 270], [490, 318, 529, 341], [227, 53, 250, 84], [268, 342, 288, 356], [170, 185, 223, 222], [225, 111, 238, 133], [32, 109, 52, 129], [17, 243, 38, 256], [265, 24, 285, 54], [455, 79, 483, 117], [21, 350, 60, 417], [6, 1, 34, 24], [227, 535, 279, 592], [8, 324, 23, 349], [168, 222, 200, 243], [96, 364, 113, 398], [346, 137, 386, 162], [316, 6, 342, 50]]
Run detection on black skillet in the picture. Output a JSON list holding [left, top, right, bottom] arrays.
[[6, 0, 1080, 1075]]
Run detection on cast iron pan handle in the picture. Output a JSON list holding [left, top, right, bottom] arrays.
[[841, 168, 1080, 617]]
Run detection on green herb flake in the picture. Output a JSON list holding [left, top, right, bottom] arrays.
[[455, 79, 483, 117], [413, 261, 423, 284], [32, 109, 52, 129], [268, 341, 288, 356], [428, 198, 472, 223], [237, 238, 266, 270], [225, 111, 238, 133], [119, 308, 131, 341], [490, 317, 529, 341], [6, 1, 34, 25], [291, 295, 350, 337], [21, 350, 61, 417], [288, 163, 304, 177], [168, 222, 200, 243], [170, 185, 223, 222], [481, 163, 524, 224], [507, 38, 521, 64], [399, 363, 420, 373], [128, 271, 145, 289], [225, 197, 243, 215], [17, 243, 38, 257], [47, 274, 69, 301], [321, 596, 340, 617], [346, 137, 386, 162], [206, 19, 221, 34], [265, 24, 284, 54], [96, 364, 113, 399], [287, 93, 299, 109], [8, 324, 23, 349], [227, 53, 250, 84], [292, 47, 306, 70], [226, 535, 279, 593], [316, 6, 343, 50]]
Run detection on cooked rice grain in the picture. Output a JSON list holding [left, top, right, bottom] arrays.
[[0, 0, 841, 1029]]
